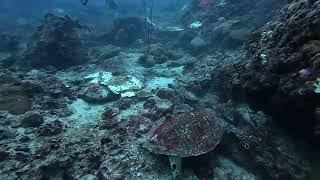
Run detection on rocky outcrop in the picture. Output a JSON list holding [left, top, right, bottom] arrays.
[[138, 43, 175, 67], [22, 13, 87, 70], [0, 33, 19, 52], [102, 17, 144, 46], [77, 83, 119, 103], [0, 84, 32, 115], [181, 0, 287, 49], [20, 111, 44, 128], [230, 0, 320, 142], [0, 69, 72, 116]]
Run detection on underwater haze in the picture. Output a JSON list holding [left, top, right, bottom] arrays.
[[0, 0, 320, 179]]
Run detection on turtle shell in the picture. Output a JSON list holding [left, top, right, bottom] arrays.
[[143, 108, 226, 157]]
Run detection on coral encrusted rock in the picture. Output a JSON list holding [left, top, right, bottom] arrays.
[[23, 13, 87, 69]]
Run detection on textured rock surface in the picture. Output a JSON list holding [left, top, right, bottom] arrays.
[[78, 83, 119, 103], [0, 84, 32, 115], [0, 1, 318, 179], [37, 120, 63, 136], [181, 0, 287, 49], [20, 111, 44, 127], [230, 0, 320, 142], [138, 43, 175, 67], [23, 13, 87, 69], [102, 17, 144, 46]]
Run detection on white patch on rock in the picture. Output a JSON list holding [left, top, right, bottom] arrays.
[[117, 102, 144, 119], [163, 26, 184, 32], [121, 91, 136, 98], [153, 66, 184, 77], [84, 72, 143, 94], [189, 21, 203, 29], [53, 8, 65, 14], [84, 71, 112, 85], [190, 36, 207, 49], [145, 77, 175, 90], [156, 99, 173, 112], [260, 54, 268, 64], [68, 99, 106, 126], [108, 75, 143, 94]]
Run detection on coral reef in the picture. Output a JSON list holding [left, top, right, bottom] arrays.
[[181, 0, 288, 49], [103, 17, 144, 46], [0, 0, 319, 179], [138, 43, 175, 67], [22, 13, 87, 69], [230, 0, 320, 142], [77, 83, 119, 103]]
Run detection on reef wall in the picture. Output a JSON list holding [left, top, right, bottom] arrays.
[[22, 13, 87, 70], [226, 0, 320, 143], [180, 0, 288, 49]]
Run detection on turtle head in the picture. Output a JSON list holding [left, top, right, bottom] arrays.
[[142, 133, 168, 154], [225, 122, 262, 149]]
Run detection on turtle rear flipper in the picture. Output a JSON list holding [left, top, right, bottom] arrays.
[[169, 155, 183, 180]]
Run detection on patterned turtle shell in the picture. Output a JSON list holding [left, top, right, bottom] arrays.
[[143, 108, 227, 157]]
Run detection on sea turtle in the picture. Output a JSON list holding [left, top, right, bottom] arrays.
[[143, 108, 253, 179]]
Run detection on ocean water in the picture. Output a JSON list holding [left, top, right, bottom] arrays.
[[0, 0, 320, 179]]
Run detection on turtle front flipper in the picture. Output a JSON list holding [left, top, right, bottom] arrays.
[[169, 155, 183, 180], [225, 122, 252, 149]]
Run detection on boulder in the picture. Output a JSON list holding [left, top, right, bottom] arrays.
[[0, 85, 31, 115], [103, 17, 144, 46], [78, 83, 119, 103], [23, 13, 87, 69], [20, 111, 44, 128], [37, 120, 63, 136]]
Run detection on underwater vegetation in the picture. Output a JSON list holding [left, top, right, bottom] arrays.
[[0, 0, 319, 179]]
